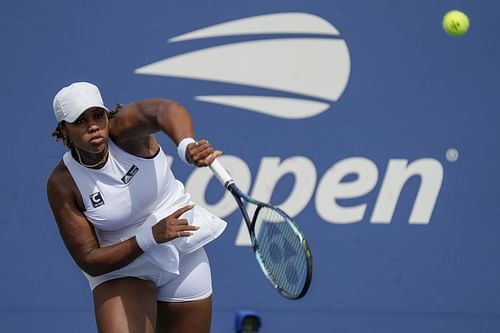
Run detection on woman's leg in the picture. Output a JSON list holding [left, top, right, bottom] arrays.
[[156, 248, 213, 332], [93, 277, 158, 333], [156, 296, 212, 333]]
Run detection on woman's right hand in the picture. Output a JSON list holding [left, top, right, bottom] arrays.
[[186, 139, 222, 167], [152, 205, 198, 244]]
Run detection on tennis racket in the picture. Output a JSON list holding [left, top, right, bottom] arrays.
[[210, 159, 313, 299]]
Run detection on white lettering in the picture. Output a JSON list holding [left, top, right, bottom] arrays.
[[172, 154, 444, 246], [315, 157, 378, 224], [371, 159, 443, 224]]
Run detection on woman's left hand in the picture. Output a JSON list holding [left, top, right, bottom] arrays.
[[186, 139, 222, 167]]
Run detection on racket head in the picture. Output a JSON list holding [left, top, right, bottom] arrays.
[[252, 205, 313, 299], [228, 184, 313, 299]]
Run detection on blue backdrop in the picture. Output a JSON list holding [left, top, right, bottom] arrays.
[[1, 1, 499, 332]]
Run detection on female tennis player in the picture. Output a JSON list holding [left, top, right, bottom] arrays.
[[46, 82, 226, 333]]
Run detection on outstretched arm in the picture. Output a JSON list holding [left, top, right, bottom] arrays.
[[109, 99, 220, 165]]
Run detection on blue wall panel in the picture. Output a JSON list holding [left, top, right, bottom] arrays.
[[1, 0, 499, 332]]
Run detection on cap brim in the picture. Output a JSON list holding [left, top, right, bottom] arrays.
[[64, 105, 110, 123]]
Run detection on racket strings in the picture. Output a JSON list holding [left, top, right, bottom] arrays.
[[254, 207, 308, 298]]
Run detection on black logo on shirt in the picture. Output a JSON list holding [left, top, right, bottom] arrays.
[[89, 192, 105, 208], [121, 164, 139, 184]]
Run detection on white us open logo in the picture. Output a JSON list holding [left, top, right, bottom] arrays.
[[135, 12, 351, 119]]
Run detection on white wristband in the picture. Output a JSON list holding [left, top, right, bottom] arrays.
[[136, 227, 157, 252], [177, 137, 196, 165]]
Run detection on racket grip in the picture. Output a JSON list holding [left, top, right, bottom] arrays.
[[209, 159, 234, 187]]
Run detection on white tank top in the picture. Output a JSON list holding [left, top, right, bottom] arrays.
[[63, 139, 191, 246]]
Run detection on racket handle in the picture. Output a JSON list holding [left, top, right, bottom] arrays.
[[209, 159, 234, 188]]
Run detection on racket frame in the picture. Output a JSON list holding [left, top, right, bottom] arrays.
[[210, 160, 313, 299]]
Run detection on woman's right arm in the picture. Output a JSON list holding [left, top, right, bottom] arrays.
[[46, 163, 198, 277], [46, 165, 143, 277]]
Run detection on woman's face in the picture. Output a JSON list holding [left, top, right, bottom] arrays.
[[62, 107, 109, 154]]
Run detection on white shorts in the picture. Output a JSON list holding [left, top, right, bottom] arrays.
[[83, 248, 212, 302]]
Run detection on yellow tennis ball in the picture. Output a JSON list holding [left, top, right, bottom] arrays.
[[443, 10, 470, 37]]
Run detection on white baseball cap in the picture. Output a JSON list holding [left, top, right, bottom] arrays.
[[53, 82, 109, 123]]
